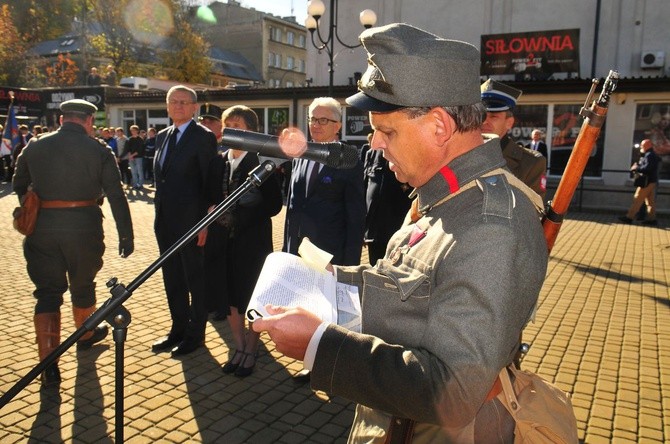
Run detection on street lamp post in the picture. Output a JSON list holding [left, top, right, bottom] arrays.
[[305, 0, 377, 96]]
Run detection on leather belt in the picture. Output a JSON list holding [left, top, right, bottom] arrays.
[[41, 199, 99, 209]]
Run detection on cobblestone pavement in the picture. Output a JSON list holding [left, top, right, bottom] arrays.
[[0, 181, 669, 443]]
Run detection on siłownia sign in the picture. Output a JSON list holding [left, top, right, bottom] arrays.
[[481, 29, 580, 78]]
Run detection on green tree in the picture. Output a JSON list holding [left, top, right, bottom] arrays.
[[87, 0, 140, 78], [160, 4, 211, 83], [9, 0, 80, 45], [0, 4, 27, 86], [20, 57, 49, 88]]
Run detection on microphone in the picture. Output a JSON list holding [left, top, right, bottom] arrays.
[[220, 128, 360, 169]]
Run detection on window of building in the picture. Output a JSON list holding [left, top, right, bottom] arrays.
[[148, 108, 169, 130], [298, 35, 306, 48], [286, 81, 294, 88], [513, 104, 605, 177], [122, 109, 148, 133], [298, 59, 305, 73], [286, 56, 294, 70], [268, 107, 289, 135], [287, 32, 294, 45], [270, 27, 282, 42], [248, 106, 290, 135], [274, 53, 282, 68], [268, 52, 275, 67]]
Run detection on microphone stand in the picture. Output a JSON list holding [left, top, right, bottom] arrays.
[[0, 160, 278, 443]]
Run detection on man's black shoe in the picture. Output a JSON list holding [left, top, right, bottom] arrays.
[[41, 363, 61, 387], [171, 338, 204, 357], [617, 216, 633, 224], [642, 219, 658, 226], [151, 334, 183, 352], [293, 369, 311, 384], [77, 325, 109, 350]]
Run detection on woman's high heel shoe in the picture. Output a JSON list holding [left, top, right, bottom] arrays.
[[234, 352, 257, 378], [221, 349, 244, 374]]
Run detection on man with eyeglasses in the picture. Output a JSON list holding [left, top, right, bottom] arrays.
[[283, 97, 366, 382], [151, 85, 218, 357], [284, 97, 366, 267]]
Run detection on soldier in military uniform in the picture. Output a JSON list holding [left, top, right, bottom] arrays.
[[252, 24, 548, 442], [481, 79, 547, 201], [198, 103, 224, 151], [13, 99, 134, 386]]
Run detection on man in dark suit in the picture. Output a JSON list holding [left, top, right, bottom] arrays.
[[283, 97, 365, 383], [283, 97, 366, 266], [526, 128, 548, 158], [363, 146, 412, 265], [152, 85, 218, 357]]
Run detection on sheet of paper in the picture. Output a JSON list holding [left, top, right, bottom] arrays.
[[247, 252, 337, 323], [336, 282, 361, 332], [298, 237, 333, 271]]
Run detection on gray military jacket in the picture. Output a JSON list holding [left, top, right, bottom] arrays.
[[311, 138, 548, 443]]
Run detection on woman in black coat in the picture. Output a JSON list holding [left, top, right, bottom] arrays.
[[205, 105, 283, 377]]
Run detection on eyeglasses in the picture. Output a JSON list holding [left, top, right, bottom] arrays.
[[167, 100, 196, 106], [308, 117, 339, 125]]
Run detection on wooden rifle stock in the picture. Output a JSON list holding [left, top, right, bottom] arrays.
[[543, 70, 619, 253]]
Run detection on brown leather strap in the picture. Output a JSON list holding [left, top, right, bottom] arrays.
[[385, 375, 503, 443], [41, 199, 98, 209], [486, 375, 503, 402]]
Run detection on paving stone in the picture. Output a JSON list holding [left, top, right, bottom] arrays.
[[1, 186, 669, 443]]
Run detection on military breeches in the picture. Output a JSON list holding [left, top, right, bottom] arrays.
[[24, 230, 105, 314]]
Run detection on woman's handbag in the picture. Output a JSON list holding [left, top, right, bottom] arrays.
[[12, 189, 41, 236], [633, 172, 649, 188], [497, 365, 579, 443]]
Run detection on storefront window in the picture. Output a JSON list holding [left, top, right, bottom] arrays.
[[268, 107, 289, 136], [343, 106, 371, 141], [633, 103, 670, 180], [514, 103, 604, 177]]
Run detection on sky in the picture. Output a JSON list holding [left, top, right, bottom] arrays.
[[231, 1, 309, 24]]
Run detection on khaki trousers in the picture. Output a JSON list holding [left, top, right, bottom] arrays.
[[626, 182, 656, 221]]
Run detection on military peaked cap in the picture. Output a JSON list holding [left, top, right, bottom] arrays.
[[346, 23, 481, 112], [481, 79, 522, 112], [60, 99, 97, 115], [199, 103, 223, 121]]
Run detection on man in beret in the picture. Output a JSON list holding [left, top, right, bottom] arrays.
[[481, 79, 547, 201], [252, 23, 548, 442], [13, 99, 134, 386]]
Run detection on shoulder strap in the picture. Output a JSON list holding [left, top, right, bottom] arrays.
[[498, 365, 521, 417], [416, 168, 544, 220], [499, 169, 545, 213]]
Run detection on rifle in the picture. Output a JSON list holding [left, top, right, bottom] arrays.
[[516, 70, 619, 367], [542, 70, 619, 253]]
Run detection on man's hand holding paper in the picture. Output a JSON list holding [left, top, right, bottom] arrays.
[[251, 305, 322, 360]]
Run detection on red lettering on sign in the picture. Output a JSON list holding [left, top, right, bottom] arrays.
[[484, 34, 574, 55]]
